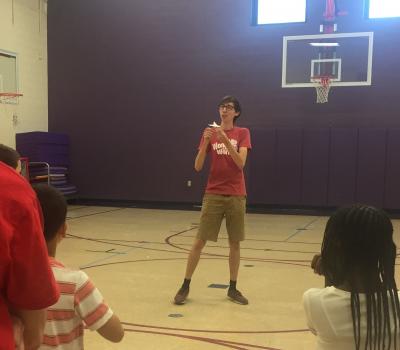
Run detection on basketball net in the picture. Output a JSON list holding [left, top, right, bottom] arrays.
[[312, 76, 331, 104], [314, 0, 337, 103]]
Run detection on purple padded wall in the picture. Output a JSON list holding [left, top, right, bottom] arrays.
[[47, 1, 400, 207], [385, 129, 400, 209], [356, 129, 386, 207], [301, 129, 330, 206], [327, 129, 358, 206], [275, 129, 302, 205], [247, 129, 276, 204]]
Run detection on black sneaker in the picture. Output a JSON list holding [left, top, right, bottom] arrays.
[[174, 287, 189, 305], [227, 288, 248, 305]]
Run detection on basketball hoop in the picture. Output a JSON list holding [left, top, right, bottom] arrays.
[[0, 92, 23, 104], [311, 76, 332, 103]]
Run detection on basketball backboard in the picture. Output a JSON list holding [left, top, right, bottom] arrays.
[[282, 32, 374, 88], [0, 50, 18, 92], [0, 49, 20, 104]]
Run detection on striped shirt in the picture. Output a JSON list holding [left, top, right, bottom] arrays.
[[39, 258, 113, 350]]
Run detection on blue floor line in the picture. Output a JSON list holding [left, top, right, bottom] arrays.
[[284, 217, 320, 242], [80, 246, 138, 269]]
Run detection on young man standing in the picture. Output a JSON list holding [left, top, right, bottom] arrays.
[[174, 96, 252, 305]]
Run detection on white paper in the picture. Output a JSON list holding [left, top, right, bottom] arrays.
[[208, 121, 220, 128]]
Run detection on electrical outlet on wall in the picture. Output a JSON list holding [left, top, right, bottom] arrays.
[[187, 180, 192, 187], [12, 114, 18, 126]]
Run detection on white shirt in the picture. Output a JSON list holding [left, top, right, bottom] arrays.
[[303, 286, 400, 350]]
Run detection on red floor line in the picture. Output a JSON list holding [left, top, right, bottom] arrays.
[[124, 328, 281, 350], [122, 322, 309, 334]]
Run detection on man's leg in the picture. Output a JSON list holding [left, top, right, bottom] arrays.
[[226, 196, 248, 305], [228, 239, 240, 281], [173, 194, 223, 305], [227, 239, 248, 304], [174, 238, 206, 305], [185, 238, 207, 279]]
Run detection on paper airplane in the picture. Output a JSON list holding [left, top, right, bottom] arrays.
[[208, 121, 220, 128]]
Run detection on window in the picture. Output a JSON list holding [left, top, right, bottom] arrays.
[[367, 0, 400, 19], [255, 0, 306, 25]]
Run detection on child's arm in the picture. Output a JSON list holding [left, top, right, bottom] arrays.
[[11, 316, 25, 350], [75, 271, 124, 343], [96, 314, 124, 342], [12, 308, 47, 350], [311, 254, 324, 275]]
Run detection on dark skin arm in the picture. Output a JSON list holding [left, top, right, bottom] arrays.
[[311, 254, 324, 275], [311, 254, 333, 287]]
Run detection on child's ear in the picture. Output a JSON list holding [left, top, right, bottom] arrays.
[[16, 160, 22, 174], [58, 222, 67, 241], [62, 222, 67, 237]]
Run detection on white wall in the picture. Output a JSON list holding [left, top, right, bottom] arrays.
[[0, 0, 48, 148]]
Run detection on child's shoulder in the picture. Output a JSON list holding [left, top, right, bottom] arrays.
[[51, 261, 90, 287], [303, 286, 349, 302], [303, 287, 326, 298]]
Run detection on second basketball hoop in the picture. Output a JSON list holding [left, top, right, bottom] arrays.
[[0, 92, 23, 104]]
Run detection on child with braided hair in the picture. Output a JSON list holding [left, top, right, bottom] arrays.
[[304, 205, 400, 350]]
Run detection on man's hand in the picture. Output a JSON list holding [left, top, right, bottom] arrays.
[[311, 254, 324, 275], [203, 128, 213, 141], [195, 128, 213, 171], [214, 127, 228, 142]]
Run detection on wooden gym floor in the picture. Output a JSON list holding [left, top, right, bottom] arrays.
[[58, 206, 400, 350]]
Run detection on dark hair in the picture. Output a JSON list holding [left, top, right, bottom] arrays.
[[218, 95, 241, 122], [321, 204, 400, 350], [0, 144, 20, 169], [33, 184, 67, 242]]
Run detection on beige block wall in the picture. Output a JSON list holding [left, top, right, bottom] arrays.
[[0, 0, 48, 148]]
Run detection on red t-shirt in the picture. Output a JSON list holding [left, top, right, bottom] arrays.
[[0, 162, 60, 350], [199, 127, 251, 196]]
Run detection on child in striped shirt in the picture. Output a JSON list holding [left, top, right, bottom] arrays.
[[33, 184, 124, 349]]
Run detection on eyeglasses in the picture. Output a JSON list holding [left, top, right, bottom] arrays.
[[218, 104, 235, 111]]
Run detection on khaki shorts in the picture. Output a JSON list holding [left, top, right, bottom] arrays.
[[196, 194, 246, 242]]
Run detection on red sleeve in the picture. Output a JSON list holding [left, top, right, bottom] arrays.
[[239, 128, 252, 149], [7, 193, 60, 310]]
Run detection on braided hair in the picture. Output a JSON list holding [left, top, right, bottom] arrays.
[[321, 205, 400, 350]]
